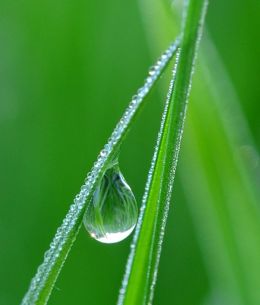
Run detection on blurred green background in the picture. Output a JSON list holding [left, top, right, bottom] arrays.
[[0, 0, 259, 305]]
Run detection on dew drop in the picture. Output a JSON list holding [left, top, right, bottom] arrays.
[[149, 66, 156, 76], [83, 161, 138, 244], [100, 149, 106, 157]]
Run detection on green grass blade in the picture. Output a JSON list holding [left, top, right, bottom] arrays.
[[140, 1, 260, 304], [118, 1, 208, 304], [180, 47, 260, 305], [20, 40, 180, 305]]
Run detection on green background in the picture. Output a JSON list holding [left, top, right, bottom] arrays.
[[0, 0, 259, 304]]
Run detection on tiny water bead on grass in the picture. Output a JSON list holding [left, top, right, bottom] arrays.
[[84, 160, 138, 243]]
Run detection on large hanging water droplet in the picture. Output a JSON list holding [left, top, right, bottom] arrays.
[[84, 162, 138, 244]]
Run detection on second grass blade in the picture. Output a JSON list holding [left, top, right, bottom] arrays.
[[118, 0, 208, 304]]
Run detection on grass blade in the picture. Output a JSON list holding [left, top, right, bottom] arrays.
[[140, 1, 260, 304], [118, 1, 208, 304], [180, 45, 260, 304], [21, 40, 180, 305]]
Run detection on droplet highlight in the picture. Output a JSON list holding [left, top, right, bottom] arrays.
[[84, 162, 138, 244]]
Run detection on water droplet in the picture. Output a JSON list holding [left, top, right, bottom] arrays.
[[84, 162, 138, 244], [100, 149, 106, 157], [149, 66, 156, 76], [146, 76, 153, 84]]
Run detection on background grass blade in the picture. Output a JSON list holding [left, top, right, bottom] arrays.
[[140, 1, 260, 304], [180, 43, 260, 305], [20, 40, 180, 305], [118, 1, 208, 304]]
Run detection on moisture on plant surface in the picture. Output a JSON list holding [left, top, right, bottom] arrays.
[[83, 160, 138, 243], [4, 1, 259, 305]]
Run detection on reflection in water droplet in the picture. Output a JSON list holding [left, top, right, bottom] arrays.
[[84, 161, 138, 244]]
